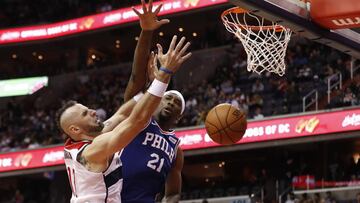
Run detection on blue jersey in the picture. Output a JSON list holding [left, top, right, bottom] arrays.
[[121, 118, 180, 203]]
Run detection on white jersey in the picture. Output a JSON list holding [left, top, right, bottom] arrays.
[[64, 139, 123, 203]]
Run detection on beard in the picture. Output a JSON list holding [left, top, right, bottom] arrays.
[[158, 108, 180, 125], [86, 121, 104, 136]]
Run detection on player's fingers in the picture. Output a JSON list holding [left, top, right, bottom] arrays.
[[168, 35, 177, 53], [148, 0, 153, 12], [132, 7, 141, 16], [179, 52, 192, 64], [174, 37, 186, 53], [154, 4, 163, 14], [158, 19, 170, 25], [157, 44, 164, 56], [179, 42, 191, 56], [153, 54, 158, 70], [149, 51, 155, 64], [141, 0, 147, 13]]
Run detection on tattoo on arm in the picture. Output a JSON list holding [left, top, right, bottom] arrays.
[[78, 155, 88, 166]]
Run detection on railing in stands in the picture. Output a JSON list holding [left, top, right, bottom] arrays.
[[278, 186, 292, 203], [327, 72, 342, 104], [179, 195, 250, 203], [293, 185, 360, 202], [302, 89, 318, 112], [350, 58, 360, 79]]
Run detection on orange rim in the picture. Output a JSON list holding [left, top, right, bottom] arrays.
[[221, 7, 285, 32]]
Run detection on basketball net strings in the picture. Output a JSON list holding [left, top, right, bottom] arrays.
[[223, 11, 291, 76]]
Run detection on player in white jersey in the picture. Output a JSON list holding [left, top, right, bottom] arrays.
[[56, 31, 192, 202], [64, 139, 123, 202]]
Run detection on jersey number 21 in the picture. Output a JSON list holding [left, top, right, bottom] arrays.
[[147, 153, 164, 172]]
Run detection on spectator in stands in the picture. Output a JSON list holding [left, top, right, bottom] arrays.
[[355, 192, 360, 203], [343, 87, 357, 106], [323, 191, 336, 203], [196, 110, 207, 125], [285, 192, 297, 203], [95, 107, 107, 122], [312, 193, 321, 203], [12, 190, 24, 203], [232, 58, 246, 76], [253, 107, 264, 120], [297, 65, 312, 80], [277, 79, 289, 97], [299, 193, 309, 203], [220, 79, 234, 94], [230, 94, 240, 108], [202, 199, 209, 203], [238, 96, 249, 114], [252, 79, 264, 93], [328, 153, 344, 181], [324, 64, 336, 80], [249, 94, 263, 110]]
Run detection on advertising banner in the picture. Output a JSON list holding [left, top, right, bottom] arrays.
[[1, 108, 359, 172], [0, 146, 64, 173], [177, 108, 360, 150], [0, 76, 48, 97], [0, 0, 228, 44]]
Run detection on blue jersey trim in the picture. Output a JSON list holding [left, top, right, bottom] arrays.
[[151, 119, 175, 135]]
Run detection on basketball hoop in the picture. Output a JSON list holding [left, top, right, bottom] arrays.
[[221, 7, 292, 76]]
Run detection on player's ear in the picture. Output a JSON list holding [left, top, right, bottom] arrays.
[[69, 125, 81, 135]]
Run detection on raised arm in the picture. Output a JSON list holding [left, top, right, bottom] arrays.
[[83, 35, 192, 163], [101, 94, 140, 133], [85, 74, 169, 163], [124, 0, 169, 102]]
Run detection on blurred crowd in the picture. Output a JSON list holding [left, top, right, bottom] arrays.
[[282, 191, 357, 203], [0, 70, 128, 152], [178, 39, 359, 127], [180, 149, 360, 202], [0, 39, 359, 153]]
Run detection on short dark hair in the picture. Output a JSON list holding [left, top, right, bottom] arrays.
[[56, 100, 77, 134]]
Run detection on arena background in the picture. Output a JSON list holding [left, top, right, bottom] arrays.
[[0, 0, 359, 202]]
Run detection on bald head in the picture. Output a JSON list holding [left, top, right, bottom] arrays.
[[56, 101, 104, 140], [60, 103, 84, 134], [56, 101, 77, 135]]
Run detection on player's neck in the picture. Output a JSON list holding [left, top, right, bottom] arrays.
[[159, 122, 173, 131], [156, 119, 174, 132], [78, 132, 99, 141]]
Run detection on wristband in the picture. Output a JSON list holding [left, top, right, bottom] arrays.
[[133, 92, 144, 102], [147, 79, 168, 97], [159, 67, 173, 75]]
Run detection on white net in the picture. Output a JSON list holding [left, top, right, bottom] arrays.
[[222, 8, 292, 76]]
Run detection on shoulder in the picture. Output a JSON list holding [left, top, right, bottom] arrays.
[[79, 143, 111, 172], [64, 139, 90, 151]]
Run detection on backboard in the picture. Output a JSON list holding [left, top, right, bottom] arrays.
[[227, 0, 360, 59]]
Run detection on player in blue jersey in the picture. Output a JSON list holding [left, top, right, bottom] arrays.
[[120, 1, 187, 202], [120, 88, 185, 203]]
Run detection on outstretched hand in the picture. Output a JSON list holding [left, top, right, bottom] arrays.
[[156, 35, 192, 73], [132, 0, 170, 31], [147, 51, 158, 82]]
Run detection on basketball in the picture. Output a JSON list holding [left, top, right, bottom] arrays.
[[205, 103, 247, 145]]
